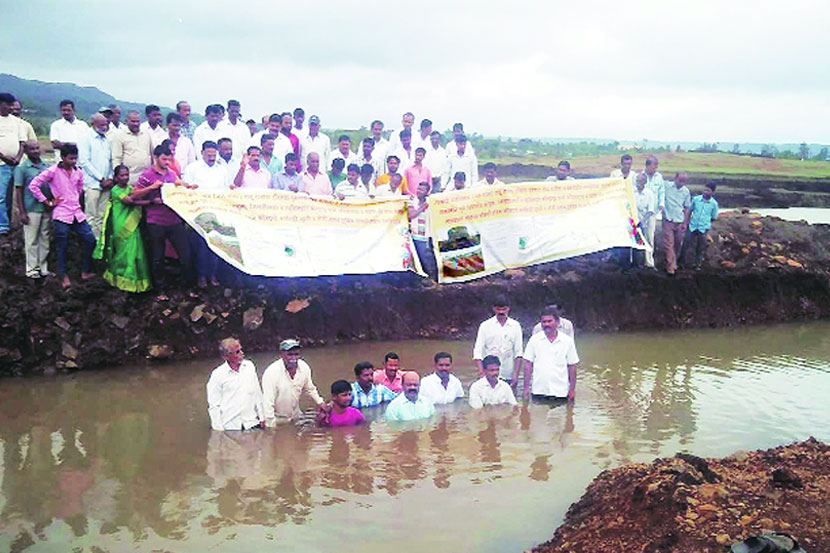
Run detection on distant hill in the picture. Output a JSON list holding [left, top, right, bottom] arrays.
[[0, 73, 190, 136]]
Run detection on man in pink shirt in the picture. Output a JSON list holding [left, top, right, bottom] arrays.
[[372, 352, 404, 393], [317, 380, 365, 428], [404, 147, 431, 195], [301, 152, 332, 196], [135, 143, 195, 298], [28, 143, 96, 288], [231, 146, 272, 189]]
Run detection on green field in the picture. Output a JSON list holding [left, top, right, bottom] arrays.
[[485, 151, 830, 179]]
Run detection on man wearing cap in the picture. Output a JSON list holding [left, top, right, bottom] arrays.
[[207, 337, 265, 431], [473, 295, 524, 386], [385, 371, 435, 421], [261, 339, 327, 426], [447, 135, 478, 188], [77, 113, 113, 238], [299, 115, 330, 171]]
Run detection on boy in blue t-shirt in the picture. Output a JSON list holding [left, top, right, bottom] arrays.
[[679, 182, 719, 270]]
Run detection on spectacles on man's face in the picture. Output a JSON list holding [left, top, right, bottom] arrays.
[[227, 348, 243, 355]]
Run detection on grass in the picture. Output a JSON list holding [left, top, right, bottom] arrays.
[[484, 151, 830, 179]]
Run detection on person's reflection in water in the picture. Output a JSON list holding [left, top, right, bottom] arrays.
[[477, 420, 501, 466], [429, 419, 452, 488], [522, 400, 576, 481]]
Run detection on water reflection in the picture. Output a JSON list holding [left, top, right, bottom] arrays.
[[1, 322, 829, 552]]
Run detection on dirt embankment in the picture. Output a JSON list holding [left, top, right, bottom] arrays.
[[531, 438, 830, 553], [1, 212, 830, 376]]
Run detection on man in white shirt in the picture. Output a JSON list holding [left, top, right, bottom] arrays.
[[473, 295, 523, 385], [479, 162, 505, 186], [300, 115, 331, 171], [531, 303, 575, 338], [642, 155, 665, 268], [140, 104, 167, 148], [610, 153, 637, 187], [468, 355, 517, 408], [388, 112, 415, 150], [633, 172, 656, 268], [216, 137, 240, 182], [206, 338, 265, 431], [292, 107, 309, 139], [261, 339, 327, 426], [192, 104, 231, 152], [447, 135, 479, 189], [423, 131, 449, 192], [50, 99, 89, 151], [523, 307, 579, 401], [412, 118, 433, 150], [224, 99, 252, 159], [419, 351, 465, 404], [369, 120, 389, 170], [166, 112, 196, 170], [392, 129, 416, 172], [184, 140, 229, 287], [329, 135, 359, 168], [445, 122, 476, 159], [357, 137, 383, 181]]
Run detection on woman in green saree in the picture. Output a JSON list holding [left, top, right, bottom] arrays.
[[93, 165, 161, 292]]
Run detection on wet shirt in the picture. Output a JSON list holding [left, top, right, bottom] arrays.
[[523, 330, 579, 398], [473, 316, 524, 381], [419, 373, 465, 404], [261, 359, 324, 426], [688, 195, 719, 233], [373, 369, 403, 393], [350, 382, 397, 408], [384, 393, 435, 421], [468, 377, 518, 408], [325, 407, 365, 427], [28, 163, 85, 223], [206, 360, 264, 431]]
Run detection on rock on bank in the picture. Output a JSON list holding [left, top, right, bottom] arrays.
[[530, 438, 830, 553], [2, 212, 830, 375]]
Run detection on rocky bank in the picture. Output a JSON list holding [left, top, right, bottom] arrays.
[[530, 438, 830, 553], [2, 211, 830, 375]]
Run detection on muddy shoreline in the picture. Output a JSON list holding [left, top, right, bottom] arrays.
[[1, 212, 830, 376], [531, 438, 830, 553]]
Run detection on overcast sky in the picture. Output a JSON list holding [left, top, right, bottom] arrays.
[[3, 0, 828, 143]]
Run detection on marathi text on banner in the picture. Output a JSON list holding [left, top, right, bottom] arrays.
[[162, 187, 422, 277], [428, 178, 643, 283]]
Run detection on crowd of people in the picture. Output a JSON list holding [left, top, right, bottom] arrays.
[[0, 93, 720, 293], [207, 297, 578, 429]]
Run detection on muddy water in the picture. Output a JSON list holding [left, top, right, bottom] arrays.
[[1, 323, 830, 553]]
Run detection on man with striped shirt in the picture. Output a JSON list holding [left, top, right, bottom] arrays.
[[351, 361, 398, 408]]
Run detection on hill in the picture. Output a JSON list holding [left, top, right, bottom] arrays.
[[0, 73, 181, 136]]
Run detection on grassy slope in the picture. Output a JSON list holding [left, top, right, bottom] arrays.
[[485, 151, 830, 179]]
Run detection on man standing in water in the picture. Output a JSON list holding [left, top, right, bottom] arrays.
[[351, 361, 397, 408], [522, 307, 579, 402], [261, 339, 327, 426], [385, 371, 435, 421], [420, 352, 465, 404], [373, 352, 404, 393], [473, 295, 524, 386], [468, 356, 517, 408], [206, 338, 264, 431]]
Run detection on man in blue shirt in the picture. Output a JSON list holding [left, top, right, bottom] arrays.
[[78, 113, 113, 238], [679, 182, 719, 270], [350, 361, 397, 408]]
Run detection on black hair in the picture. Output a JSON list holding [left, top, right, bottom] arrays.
[[285, 152, 297, 163], [347, 163, 360, 173], [399, 129, 411, 139], [247, 145, 261, 154], [338, 135, 351, 143], [331, 158, 345, 170], [59, 143, 78, 157], [145, 104, 160, 116], [227, 99, 240, 108], [362, 137, 375, 145], [59, 99, 75, 109], [434, 351, 453, 364], [558, 160, 571, 170], [0, 93, 16, 104], [331, 379, 351, 395], [205, 104, 223, 116], [201, 140, 219, 151], [260, 133, 276, 145], [492, 295, 509, 307], [415, 147, 426, 155], [621, 153, 633, 163], [217, 137, 232, 146], [420, 119, 432, 129], [293, 107, 305, 116], [360, 164, 374, 175], [153, 144, 172, 157], [386, 155, 400, 164], [482, 355, 501, 367], [384, 352, 400, 362], [353, 361, 375, 377], [166, 112, 184, 125], [483, 162, 496, 171]]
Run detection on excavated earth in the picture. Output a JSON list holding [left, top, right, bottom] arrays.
[[1, 211, 830, 375], [530, 438, 830, 553]]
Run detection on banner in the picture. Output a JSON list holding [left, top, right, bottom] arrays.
[[162, 187, 422, 277], [429, 178, 643, 283]]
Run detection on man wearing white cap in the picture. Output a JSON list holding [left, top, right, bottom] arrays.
[[261, 339, 327, 426]]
